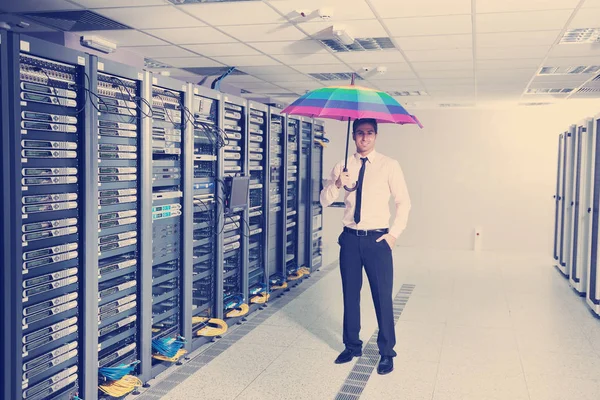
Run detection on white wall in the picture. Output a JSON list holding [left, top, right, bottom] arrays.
[[319, 102, 600, 256]]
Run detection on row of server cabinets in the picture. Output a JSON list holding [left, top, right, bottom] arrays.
[[552, 115, 600, 318], [0, 32, 326, 400]]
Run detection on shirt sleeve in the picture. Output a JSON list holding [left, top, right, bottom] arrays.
[[388, 160, 411, 238], [320, 161, 342, 207]]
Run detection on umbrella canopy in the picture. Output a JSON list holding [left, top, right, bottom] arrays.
[[281, 84, 423, 128]]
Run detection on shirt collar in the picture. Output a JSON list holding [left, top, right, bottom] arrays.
[[354, 149, 378, 164]]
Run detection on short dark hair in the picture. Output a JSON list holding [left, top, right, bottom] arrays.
[[352, 118, 378, 133]]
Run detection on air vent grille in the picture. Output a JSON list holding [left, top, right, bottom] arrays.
[[576, 87, 600, 93], [145, 58, 172, 69], [20, 10, 132, 31], [319, 37, 396, 53], [560, 28, 600, 44], [525, 88, 574, 94], [387, 91, 427, 96], [438, 103, 474, 107], [519, 102, 553, 106], [308, 72, 364, 81], [539, 65, 600, 75]]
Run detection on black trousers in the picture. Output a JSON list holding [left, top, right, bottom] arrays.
[[338, 230, 397, 357]]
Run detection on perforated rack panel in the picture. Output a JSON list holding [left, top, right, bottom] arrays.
[[311, 122, 325, 270], [285, 117, 300, 276]]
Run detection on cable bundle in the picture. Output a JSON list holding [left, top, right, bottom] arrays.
[[192, 316, 228, 337], [151, 336, 187, 362], [98, 375, 143, 398], [98, 360, 141, 398], [270, 274, 287, 289], [287, 266, 311, 281], [225, 303, 249, 318], [250, 292, 270, 304]]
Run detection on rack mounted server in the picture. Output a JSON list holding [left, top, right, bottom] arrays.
[[1, 30, 326, 400]]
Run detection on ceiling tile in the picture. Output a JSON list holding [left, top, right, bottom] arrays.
[[528, 80, 583, 89], [476, 0, 580, 13], [549, 43, 600, 58], [394, 34, 472, 51], [220, 75, 270, 84], [233, 81, 282, 90], [532, 75, 592, 85], [147, 67, 201, 78], [272, 53, 340, 65], [279, 81, 325, 89], [125, 45, 195, 58], [418, 70, 474, 78], [211, 55, 282, 67], [366, 71, 418, 80], [411, 60, 474, 70], [477, 68, 537, 79], [583, 0, 600, 7], [568, 7, 600, 29], [144, 27, 236, 44], [298, 19, 386, 38], [181, 2, 285, 25], [368, 79, 422, 87], [256, 73, 316, 82], [219, 23, 306, 42], [182, 43, 260, 57], [73, 29, 168, 46], [248, 40, 328, 55], [384, 15, 472, 37], [237, 65, 302, 75], [545, 55, 600, 66], [476, 45, 551, 59], [269, 0, 376, 21], [70, 0, 168, 7], [369, 0, 471, 18], [95, 6, 205, 29], [422, 78, 475, 86], [335, 50, 406, 64], [293, 64, 354, 73], [405, 48, 473, 62], [153, 56, 223, 68], [476, 31, 561, 47], [0, 13, 58, 32], [476, 10, 572, 33], [0, 0, 83, 12], [477, 59, 543, 69]]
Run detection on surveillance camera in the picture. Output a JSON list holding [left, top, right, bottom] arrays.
[[376, 66, 387, 74], [318, 8, 333, 20], [361, 66, 372, 72]]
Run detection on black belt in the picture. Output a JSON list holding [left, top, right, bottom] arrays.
[[344, 227, 388, 236]]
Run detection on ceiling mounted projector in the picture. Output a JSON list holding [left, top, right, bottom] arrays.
[[80, 35, 117, 54], [332, 27, 354, 45]]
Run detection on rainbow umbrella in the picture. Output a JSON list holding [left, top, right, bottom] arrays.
[[282, 74, 422, 191]]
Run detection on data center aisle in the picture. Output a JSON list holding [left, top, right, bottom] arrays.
[[136, 248, 600, 400]]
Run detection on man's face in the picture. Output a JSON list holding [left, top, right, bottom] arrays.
[[353, 122, 377, 154]]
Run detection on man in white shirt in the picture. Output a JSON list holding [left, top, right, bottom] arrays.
[[320, 118, 411, 375]]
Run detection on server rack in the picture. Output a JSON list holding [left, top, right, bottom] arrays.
[[267, 107, 287, 294], [220, 94, 249, 321], [247, 101, 269, 305], [148, 75, 188, 377], [298, 117, 312, 273], [92, 57, 145, 397], [0, 28, 12, 400], [285, 116, 301, 281], [553, 133, 565, 272], [5, 33, 95, 400], [190, 86, 222, 348], [587, 116, 600, 317], [569, 119, 595, 295], [311, 121, 325, 271], [558, 125, 577, 277]]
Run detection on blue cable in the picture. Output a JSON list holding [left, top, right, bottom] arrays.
[[223, 293, 243, 310], [98, 360, 140, 382], [152, 336, 186, 358]]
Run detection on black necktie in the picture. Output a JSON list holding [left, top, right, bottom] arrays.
[[354, 157, 368, 224]]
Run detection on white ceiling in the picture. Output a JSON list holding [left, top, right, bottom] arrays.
[[2, 0, 600, 108]]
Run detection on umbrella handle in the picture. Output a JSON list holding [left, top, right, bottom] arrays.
[[344, 182, 358, 192]]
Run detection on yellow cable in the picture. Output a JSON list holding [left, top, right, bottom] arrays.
[[225, 303, 249, 318], [287, 270, 304, 281], [192, 317, 228, 337], [298, 266, 311, 275], [98, 375, 142, 398], [250, 292, 270, 304], [152, 348, 187, 363], [271, 281, 288, 290]]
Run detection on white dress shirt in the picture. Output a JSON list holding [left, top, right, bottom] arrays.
[[320, 149, 411, 238]]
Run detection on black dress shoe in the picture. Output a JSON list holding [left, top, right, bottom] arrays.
[[334, 348, 362, 364], [377, 356, 394, 374]]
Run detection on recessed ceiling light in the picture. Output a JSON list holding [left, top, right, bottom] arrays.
[[538, 66, 600, 75], [387, 91, 428, 96], [318, 37, 396, 53], [560, 28, 600, 44], [519, 102, 553, 106], [308, 72, 363, 81], [525, 88, 574, 94], [145, 58, 172, 69]]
